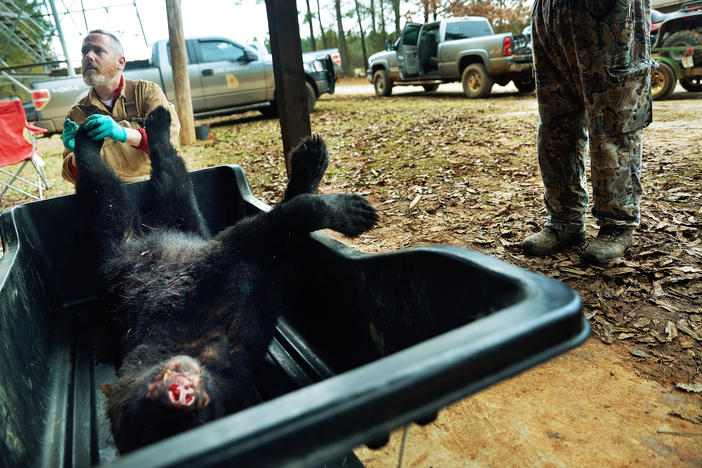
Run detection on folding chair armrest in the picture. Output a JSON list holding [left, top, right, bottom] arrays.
[[26, 123, 48, 134]]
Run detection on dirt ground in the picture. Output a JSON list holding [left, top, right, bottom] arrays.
[[333, 79, 702, 467], [7, 78, 700, 466]]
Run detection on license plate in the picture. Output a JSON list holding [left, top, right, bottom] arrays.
[[682, 55, 694, 68]]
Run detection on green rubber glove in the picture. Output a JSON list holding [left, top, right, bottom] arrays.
[[84, 114, 128, 143], [62, 118, 78, 151]]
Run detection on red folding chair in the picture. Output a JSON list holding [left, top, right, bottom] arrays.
[[0, 98, 50, 201]]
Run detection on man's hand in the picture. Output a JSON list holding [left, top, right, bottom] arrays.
[[62, 118, 78, 151], [84, 114, 128, 143]]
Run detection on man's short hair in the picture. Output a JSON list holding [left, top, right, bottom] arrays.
[[86, 29, 124, 56]]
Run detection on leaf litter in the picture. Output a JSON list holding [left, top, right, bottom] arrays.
[[185, 89, 701, 390], [13, 84, 697, 393]]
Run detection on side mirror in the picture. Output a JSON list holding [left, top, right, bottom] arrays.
[[237, 50, 257, 63], [385, 39, 393, 51]]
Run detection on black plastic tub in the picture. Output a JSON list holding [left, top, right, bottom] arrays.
[[0, 165, 589, 467]]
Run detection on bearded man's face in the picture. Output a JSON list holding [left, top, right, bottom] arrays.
[[81, 34, 123, 87]]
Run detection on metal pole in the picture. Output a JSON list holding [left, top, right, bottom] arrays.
[[47, 0, 76, 76], [80, 0, 90, 33], [1, 71, 33, 94], [134, 1, 150, 48]]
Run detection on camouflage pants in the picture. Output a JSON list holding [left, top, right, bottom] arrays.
[[532, 0, 654, 233]]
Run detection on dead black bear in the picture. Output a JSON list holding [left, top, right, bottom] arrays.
[[73, 106, 378, 453]]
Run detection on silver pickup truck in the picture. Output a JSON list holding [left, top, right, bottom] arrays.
[[30, 37, 336, 134], [367, 16, 533, 98]]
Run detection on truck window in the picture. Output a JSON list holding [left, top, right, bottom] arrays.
[[200, 40, 245, 63], [421, 25, 440, 42], [403, 25, 420, 45], [445, 20, 493, 41], [163, 43, 193, 65]]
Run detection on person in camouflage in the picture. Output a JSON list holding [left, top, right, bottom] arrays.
[[522, 0, 654, 264]]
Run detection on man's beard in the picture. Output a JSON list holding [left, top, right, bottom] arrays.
[[82, 60, 120, 88]]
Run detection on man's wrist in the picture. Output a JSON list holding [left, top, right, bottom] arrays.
[[132, 127, 150, 152], [124, 127, 142, 146]]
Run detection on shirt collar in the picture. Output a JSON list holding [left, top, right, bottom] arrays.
[[112, 75, 125, 102], [87, 74, 124, 111]]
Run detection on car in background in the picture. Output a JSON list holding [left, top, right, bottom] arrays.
[[650, 2, 702, 98], [29, 37, 336, 134]]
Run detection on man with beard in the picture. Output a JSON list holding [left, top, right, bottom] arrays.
[[60, 30, 181, 183]]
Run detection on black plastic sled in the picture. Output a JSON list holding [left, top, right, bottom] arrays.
[[0, 165, 589, 467]]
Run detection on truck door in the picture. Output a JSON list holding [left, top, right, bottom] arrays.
[[196, 39, 267, 110], [162, 41, 206, 112], [397, 23, 421, 77]]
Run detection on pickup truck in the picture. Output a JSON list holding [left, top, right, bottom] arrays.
[[367, 16, 533, 98], [29, 37, 336, 134]]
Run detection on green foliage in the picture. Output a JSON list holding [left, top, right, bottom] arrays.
[[0, 0, 55, 99]]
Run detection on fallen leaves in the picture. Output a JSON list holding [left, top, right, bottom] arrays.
[[675, 383, 702, 393], [181, 90, 701, 387]]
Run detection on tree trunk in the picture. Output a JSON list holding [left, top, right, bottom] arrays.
[[304, 0, 317, 51], [335, 0, 349, 75], [392, 0, 401, 36], [316, 0, 328, 49], [265, 0, 311, 172], [354, 0, 368, 69], [369, 0, 377, 34], [379, 0, 387, 35], [165, 0, 195, 146]]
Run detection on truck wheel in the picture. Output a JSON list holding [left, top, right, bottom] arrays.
[[662, 30, 702, 64], [679, 77, 702, 92], [651, 61, 676, 100], [461, 64, 493, 98], [513, 78, 536, 93], [306, 81, 317, 112], [260, 101, 278, 118], [373, 69, 393, 96], [422, 84, 439, 92]]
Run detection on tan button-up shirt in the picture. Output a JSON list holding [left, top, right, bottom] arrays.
[[62, 79, 181, 183]]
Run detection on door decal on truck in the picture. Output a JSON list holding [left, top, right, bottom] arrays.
[[226, 74, 240, 89]]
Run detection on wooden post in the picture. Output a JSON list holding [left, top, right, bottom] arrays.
[[265, 0, 311, 175], [165, 0, 196, 146]]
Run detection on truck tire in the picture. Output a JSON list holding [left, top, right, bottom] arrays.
[[662, 30, 702, 64], [651, 60, 676, 100], [260, 101, 278, 118], [422, 84, 439, 92], [513, 78, 536, 93], [373, 69, 393, 96], [461, 63, 493, 98], [679, 77, 702, 92], [306, 81, 317, 112], [261, 82, 316, 116]]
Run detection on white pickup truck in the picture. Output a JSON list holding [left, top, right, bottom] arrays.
[[367, 16, 533, 98], [29, 37, 336, 134]]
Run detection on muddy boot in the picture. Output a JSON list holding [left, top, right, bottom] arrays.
[[522, 227, 586, 256], [583, 227, 634, 264]]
